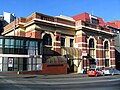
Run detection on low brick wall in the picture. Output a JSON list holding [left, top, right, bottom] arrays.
[[7, 63, 67, 75], [41, 63, 67, 74]]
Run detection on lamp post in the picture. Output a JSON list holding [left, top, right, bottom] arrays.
[[13, 13, 16, 36]]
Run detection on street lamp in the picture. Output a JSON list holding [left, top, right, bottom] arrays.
[[12, 13, 16, 36]]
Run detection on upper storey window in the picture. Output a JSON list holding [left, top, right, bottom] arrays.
[[90, 15, 99, 25], [91, 18, 99, 25], [43, 34, 52, 46], [61, 37, 65, 46]]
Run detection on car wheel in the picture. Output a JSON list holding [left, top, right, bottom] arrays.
[[103, 73, 105, 76], [112, 73, 114, 76]]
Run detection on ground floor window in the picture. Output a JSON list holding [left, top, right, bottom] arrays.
[[105, 59, 109, 67], [2, 57, 42, 72]]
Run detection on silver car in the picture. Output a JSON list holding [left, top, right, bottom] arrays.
[[102, 68, 120, 75]]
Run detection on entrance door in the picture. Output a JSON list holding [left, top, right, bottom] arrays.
[[67, 59, 74, 73]]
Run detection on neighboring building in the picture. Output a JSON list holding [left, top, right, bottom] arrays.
[[0, 36, 43, 72], [3, 12, 116, 74], [3, 12, 14, 24], [106, 21, 120, 70], [0, 12, 14, 35]]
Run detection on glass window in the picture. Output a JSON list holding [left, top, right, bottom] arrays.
[[5, 39, 14, 48], [0, 39, 3, 47], [105, 59, 109, 67], [43, 34, 52, 45], [5, 39, 10, 48], [104, 41, 109, 49], [16, 40, 21, 48], [10, 39, 14, 48], [104, 41, 109, 59], [89, 39, 95, 58], [61, 37, 65, 46], [91, 18, 99, 25], [89, 49, 95, 58], [30, 41, 35, 47], [89, 39, 94, 48], [0, 39, 3, 44], [70, 39, 74, 47]]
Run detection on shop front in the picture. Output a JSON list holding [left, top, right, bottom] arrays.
[[0, 36, 43, 73]]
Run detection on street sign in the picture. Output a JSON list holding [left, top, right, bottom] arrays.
[[82, 53, 87, 56], [82, 50, 87, 56]]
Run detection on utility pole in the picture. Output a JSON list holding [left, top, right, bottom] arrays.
[[13, 13, 16, 36]]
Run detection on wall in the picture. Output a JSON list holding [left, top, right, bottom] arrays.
[[7, 63, 67, 74]]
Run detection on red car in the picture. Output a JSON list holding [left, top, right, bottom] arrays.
[[88, 68, 104, 77]]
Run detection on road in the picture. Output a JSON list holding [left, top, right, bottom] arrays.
[[0, 74, 120, 90]]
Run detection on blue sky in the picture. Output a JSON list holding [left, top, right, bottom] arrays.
[[0, 0, 120, 22]]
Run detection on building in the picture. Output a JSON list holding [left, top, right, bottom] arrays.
[[106, 20, 120, 70], [2, 12, 116, 74], [0, 12, 15, 35]]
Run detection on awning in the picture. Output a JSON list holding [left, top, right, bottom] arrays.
[[61, 47, 82, 59], [45, 56, 67, 64]]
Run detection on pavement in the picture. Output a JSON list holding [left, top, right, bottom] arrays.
[[0, 72, 87, 79]]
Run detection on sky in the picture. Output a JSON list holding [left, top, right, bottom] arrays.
[[0, 0, 120, 22]]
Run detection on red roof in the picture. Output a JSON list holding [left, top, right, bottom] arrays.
[[72, 12, 90, 22], [106, 22, 118, 28], [72, 12, 105, 26]]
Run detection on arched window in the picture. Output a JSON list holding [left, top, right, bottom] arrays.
[[89, 39, 94, 48], [104, 41, 109, 67], [104, 41, 109, 50], [43, 34, 52, 45], [89, 38, 95, 58]]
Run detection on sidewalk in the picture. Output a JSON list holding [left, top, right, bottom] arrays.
[[0, 72, 87, 79]]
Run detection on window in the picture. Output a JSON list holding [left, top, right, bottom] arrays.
[[0, 39, 3, 47], [43, 34, 52, 45], [61, 37, 65, 46], [70, 39, 74, 47], [91, 18, 99, 25], [3, 37, 42, 55], [28, 41, 38, 55], [105, 59, 109, 67], [104, 41, 109, 67], [89, 39, 94, 48], [89, 39, 95, 58], [104, 41, 109, 59]]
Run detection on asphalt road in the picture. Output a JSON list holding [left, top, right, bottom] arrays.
[[0, 74, 120, 90]]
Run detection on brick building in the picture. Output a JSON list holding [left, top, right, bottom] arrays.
[[3, 12, 116, 74], [106, 20, 120, 70]]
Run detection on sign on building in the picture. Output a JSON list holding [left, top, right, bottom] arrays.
[[8, 58, 13, 67], [82, 50, 87, 56]]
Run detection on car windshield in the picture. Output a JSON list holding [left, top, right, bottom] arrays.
[[89, 68, 102, 71], [89, 69, 95, 71]]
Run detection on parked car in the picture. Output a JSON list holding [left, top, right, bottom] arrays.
[[102, 68, 120, 75], [88, 68, 104, 77]]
